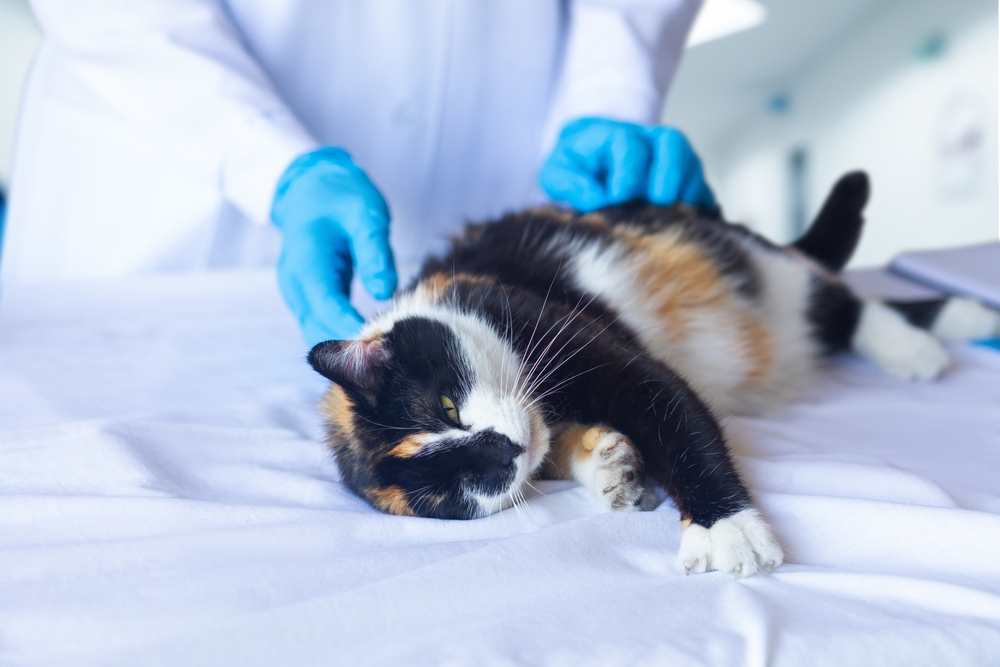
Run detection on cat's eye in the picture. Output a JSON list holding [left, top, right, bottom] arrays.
[[440, 394, 460, 423]]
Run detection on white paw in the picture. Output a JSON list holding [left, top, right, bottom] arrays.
[[932, 298, 1000, 341], [678, 508, 784, 578], [579, 431, 646, 511], [878, 330, 950, 380], [853, 301, 951, 380]]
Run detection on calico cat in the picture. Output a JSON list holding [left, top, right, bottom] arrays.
[[307, 171, 999, 578]]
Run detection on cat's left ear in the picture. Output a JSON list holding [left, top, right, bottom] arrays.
[[308, 337, 392, 397]]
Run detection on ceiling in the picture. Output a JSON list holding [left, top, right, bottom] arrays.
[[663, 0, 893, 157]]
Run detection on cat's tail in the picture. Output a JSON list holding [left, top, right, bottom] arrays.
[[792, 171, 869, 273]]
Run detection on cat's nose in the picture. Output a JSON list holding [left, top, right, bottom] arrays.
[[502, 441, 525, 466]]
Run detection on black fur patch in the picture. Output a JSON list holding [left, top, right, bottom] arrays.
[[793, 172, 869, 272], [886, 299, 947, 330], [807, 276, 863, 354]]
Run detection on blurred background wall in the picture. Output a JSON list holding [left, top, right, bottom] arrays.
[[0, 0, 996, 267], [0, 0, 39, 192], [667, 0, 998, 266]]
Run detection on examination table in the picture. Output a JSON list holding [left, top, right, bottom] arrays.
[[2, 269, 999, 666]]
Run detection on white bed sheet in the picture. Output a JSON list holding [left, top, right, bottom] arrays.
[[2, 270, 999, 667]]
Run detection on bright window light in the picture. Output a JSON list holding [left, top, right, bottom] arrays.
[[686, 0, 768, 48]]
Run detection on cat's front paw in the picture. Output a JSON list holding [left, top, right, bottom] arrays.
[[587, 430, 646, 511], [678, 508, 783, 578]]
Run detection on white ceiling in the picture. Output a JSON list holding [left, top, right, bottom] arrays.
[[664, 0, 893, 157]]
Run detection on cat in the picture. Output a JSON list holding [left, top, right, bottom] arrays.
[[307, 171, 999, 578]]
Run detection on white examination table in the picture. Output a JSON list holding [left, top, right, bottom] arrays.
[[1, 270, 999, 666]]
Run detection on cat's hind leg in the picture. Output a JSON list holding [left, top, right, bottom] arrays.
[[852, 300, 952, 380], [888, 297, 1000, 342], [542, 424, 648, 511], [851, 297, 999, 379], [808, 278, 951, 380]]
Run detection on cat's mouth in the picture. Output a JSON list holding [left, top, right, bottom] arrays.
[[469, 405, 550, 517]]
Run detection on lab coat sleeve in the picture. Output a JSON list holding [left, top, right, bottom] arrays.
[[29, 0, 319, 225], [542, 0, 704, 150]]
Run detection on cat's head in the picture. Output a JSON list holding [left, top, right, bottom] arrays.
[[309, 309, 550, 519]]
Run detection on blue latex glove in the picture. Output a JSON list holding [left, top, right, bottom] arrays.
[[271, 147, 397, 346], [539, 117, 716, 213]]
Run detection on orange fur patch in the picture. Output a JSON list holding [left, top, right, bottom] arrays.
[[318, 385, 360, 451], [387, 435, 426, 459], [417, 272, 498, 302], [574, 426, 615, 460], [617, 228, 730, 341], [535, 206, 578, 224], [737, 311, 775, 386], [576, 211, 613, 229], [543, 424, 616, 480], [368, 486, 414, 516], [418, 273, 453, 300]]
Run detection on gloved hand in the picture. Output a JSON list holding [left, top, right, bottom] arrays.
[[271, 147, 397, 346], [539, 117, 716, 213]]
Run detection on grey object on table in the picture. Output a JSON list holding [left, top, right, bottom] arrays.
[[841, 267, 944, 301], [889, 242, 1000, 309]]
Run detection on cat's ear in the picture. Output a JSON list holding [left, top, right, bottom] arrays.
[[308, 337, 391, 396]]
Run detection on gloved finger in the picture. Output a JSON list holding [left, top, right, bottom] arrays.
[[647, 127, 697, 205], [278, 229, 365, 344], [302, 303, 363, 347], [282, 270, 364, 346], [604, 128, 652, 204], [680, 162, 718, 211], [538, 151, 611, 212], [346, 209, 398, 301]]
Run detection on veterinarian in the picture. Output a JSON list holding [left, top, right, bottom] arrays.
[[4, 0, 714, 345]]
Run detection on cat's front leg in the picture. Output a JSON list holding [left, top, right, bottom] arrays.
[[552, 351, 785, 577], [542, 424, 649, 511]]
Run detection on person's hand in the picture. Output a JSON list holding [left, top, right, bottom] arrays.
[[539, 117, 716, 213], [271, 147, 397, 346]]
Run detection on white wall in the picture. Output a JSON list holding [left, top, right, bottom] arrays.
[[0, 0, 40, 191], [708, 0, 998, 267]]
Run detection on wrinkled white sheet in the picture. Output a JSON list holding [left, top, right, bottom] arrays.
[[2, 270, 999, 667]]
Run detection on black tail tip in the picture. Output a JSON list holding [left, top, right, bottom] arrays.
[[792, 170, 871, 273], [831, 171, 870, 210]]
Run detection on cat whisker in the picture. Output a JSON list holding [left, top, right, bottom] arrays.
[[514, 261, 563, 385], [508, 484, 537, 528], [521, 291, 596, 382], [521, 314, 623, 401], [524, 363, 611, 409], [355, 414, 419, 432], [519, 291, 614, 396], [408, 487, 437, 517]]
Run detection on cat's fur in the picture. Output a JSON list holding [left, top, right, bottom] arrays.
[[308, 172, 999, 578]]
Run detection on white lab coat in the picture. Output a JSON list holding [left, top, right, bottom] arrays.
[[3, 0, 702, 286]]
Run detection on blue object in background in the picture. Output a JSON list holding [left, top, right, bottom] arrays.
[[915, 30, 947, 61], [768, 93, 792, 114], [975, 338, 1000, 352], [271, 147, 397, 347], [539, 117, 716, 213]]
